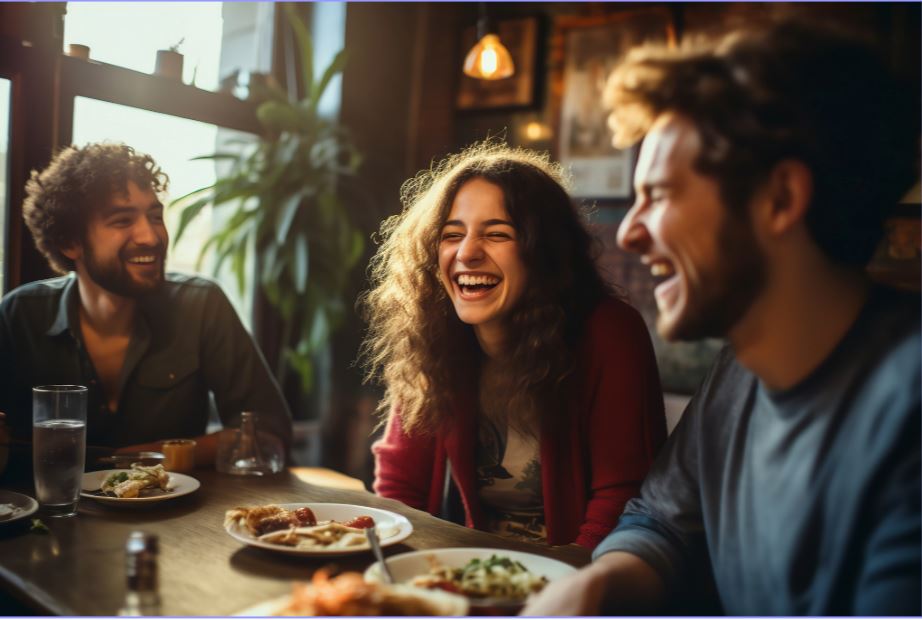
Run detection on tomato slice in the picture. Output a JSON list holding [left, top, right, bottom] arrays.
[[343, 515, 376, 529]]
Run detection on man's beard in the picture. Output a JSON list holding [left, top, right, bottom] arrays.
[[83, 243, 166, 298], [661, 211, 767, 341]]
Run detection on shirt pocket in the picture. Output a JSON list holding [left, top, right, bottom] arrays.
[[135, 356, 200, 390]]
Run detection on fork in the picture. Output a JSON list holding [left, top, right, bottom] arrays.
[[365, 527, 395, 584]]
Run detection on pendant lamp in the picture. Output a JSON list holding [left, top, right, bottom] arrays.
[[463, 3, 515, 80]]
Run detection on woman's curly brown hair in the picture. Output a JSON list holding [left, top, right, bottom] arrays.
[[604, 20, 919, 267], [23, 143, 169, 274], [360, 141, 612, 435]]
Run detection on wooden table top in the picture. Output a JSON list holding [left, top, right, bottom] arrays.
[[0, 467, 590, 616]]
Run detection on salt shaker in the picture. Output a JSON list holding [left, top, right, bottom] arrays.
[[118, 531, 161, 616]]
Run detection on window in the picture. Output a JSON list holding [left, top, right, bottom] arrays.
[[63, 2, 275, 93], [72, 97, 256, 327], [64, 2, 224, 90]]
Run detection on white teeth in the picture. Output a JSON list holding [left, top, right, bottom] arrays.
[[456, 274, 500, 286], [650, 262, 674, 277], [128, 256, 156, 264]]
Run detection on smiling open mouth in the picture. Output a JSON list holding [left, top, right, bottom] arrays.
[[455, 273, 500, 295], [127, 255, 158, 265]]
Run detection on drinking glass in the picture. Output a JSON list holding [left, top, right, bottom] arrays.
[[32, 385, 88, 517], [161, 438, 196, 473]]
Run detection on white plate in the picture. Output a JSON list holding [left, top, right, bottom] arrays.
[[224, 502, 413, 556], [0, 490, 39, 525], [365, 547, 577, 607], [80, 469, 200, 505], [235, 584, 468, 616]]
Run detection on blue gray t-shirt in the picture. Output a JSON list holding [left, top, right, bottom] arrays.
[[595, 286, 920, 615]]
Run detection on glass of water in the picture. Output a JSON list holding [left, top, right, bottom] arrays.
[[32, 385, 88, 517]]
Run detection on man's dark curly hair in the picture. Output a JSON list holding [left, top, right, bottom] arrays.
[[605, 20, 920, 267], [23, 143, 169, 274]]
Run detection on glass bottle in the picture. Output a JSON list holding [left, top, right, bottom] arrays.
[[119, 531, 161, 616], [216, 411, 272, 476]]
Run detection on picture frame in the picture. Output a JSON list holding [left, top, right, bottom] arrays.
[[552, 9, 675, 201], [456, 16, 539, 111], [867, 207, 921, 292]]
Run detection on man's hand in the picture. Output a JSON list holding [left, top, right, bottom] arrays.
[[116, 430, 229, 468], [521, 551, 665, 616], [521, 564, 609, 616]]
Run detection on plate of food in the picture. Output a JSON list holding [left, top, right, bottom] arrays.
[[364, 547, 576, 612], [80, 463, 200, 505], [224, 503, 413, 556], [235, 569, 468, 616], [0, 490, 39, 526]]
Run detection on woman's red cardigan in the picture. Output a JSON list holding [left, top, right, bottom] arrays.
[[372, 298, 667, 549]]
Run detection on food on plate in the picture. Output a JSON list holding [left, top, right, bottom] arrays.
[[0, 503, 17, 519], [101, 463, 171, 498], [224, 505, 379, 550], [269, 570, 467, 616], [225, 504, 318, 536], [410, 554, 549, 600]]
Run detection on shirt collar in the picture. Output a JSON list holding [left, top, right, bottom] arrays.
[[46, 274, 79, 337]]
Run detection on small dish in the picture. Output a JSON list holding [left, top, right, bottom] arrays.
[[224, 503, 413, 557], [80, 469, 200, 505], [0, 490, 39, 525]]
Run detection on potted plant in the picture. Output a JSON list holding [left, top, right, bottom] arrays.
[[172, 5, 363, 396], [155, 38, 184, 80]]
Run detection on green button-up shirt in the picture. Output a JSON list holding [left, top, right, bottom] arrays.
[[0, 273, 292, 451]]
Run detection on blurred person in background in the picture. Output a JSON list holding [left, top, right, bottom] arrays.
[[524, 20, 920, 615], [362, 143, 666, 549], [0, 143, 292, 466]]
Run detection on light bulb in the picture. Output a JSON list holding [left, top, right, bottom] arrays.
[[463, 33, 515, 80]]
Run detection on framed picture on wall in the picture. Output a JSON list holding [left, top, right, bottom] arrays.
[[554, 9, 675, 200], [456, 16, 539, 111]]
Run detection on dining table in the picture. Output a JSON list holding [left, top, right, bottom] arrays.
[[0, 459, 591, 616]]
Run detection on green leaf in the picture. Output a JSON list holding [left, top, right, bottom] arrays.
[[257, 101, 302, 133], [312, 49, 348, 108], [293, 233, 309, 293], [284, 347, 313, 394], [169, 184, 214, 206], [284, 3, 313, 101], [347, 229, 364, 268], [275, 192, 303, 244], [231, 235, 249, 296], [189, 152, 242, 162], [308, 306, 329, 350], [173, 195, 211, 243], [260, 241, 283, 284]]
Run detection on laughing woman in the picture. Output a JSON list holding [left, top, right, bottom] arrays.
[[361, 143, 666, 549]]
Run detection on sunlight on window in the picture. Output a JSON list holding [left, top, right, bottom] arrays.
[[72, 97, 255, 327], [64, 2, 224, 90], [0, 78, 10, 293]]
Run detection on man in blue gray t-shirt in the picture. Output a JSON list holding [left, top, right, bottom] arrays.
[[525, 21, 920, 616]]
